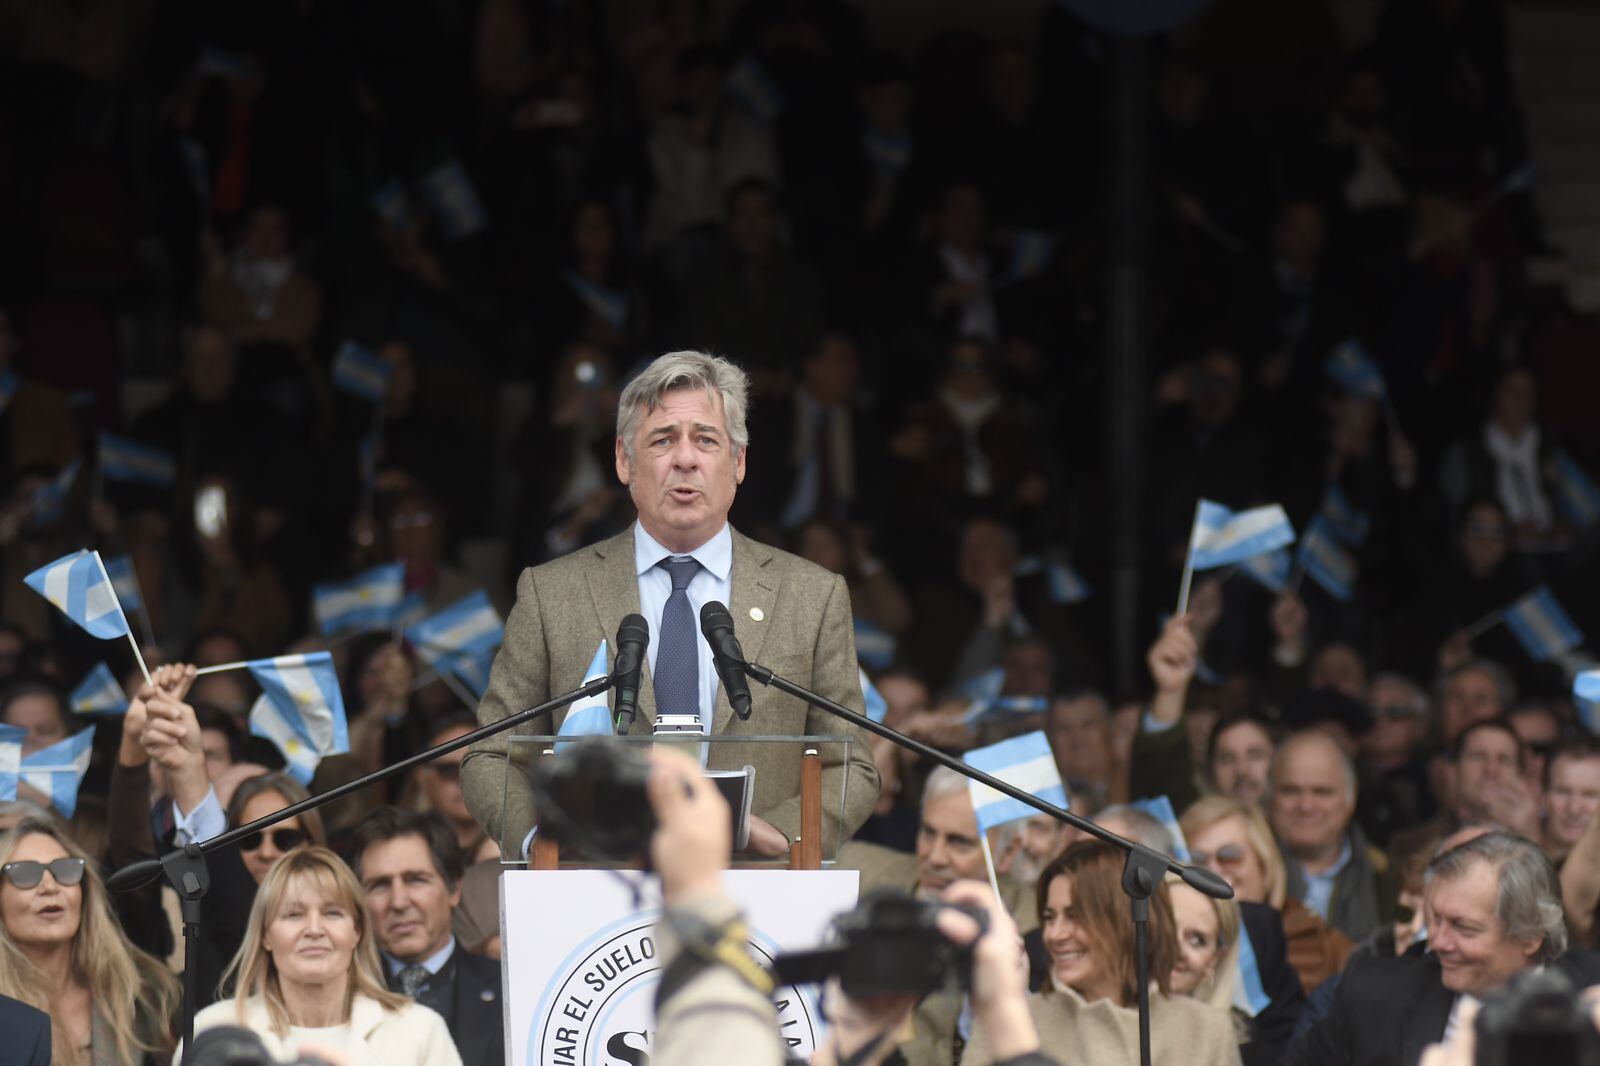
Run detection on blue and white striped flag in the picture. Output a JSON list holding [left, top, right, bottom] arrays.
[[1297, 517, 1357, 602], [247, 652, 349, 784], [860, 667, 887, 725], [1128, 795, 1190, 861], [0, 724, 23, 803], [70, 663, 127, 715], [862, 128, 913, 176], [563, 271, 630, 333], [31, 459, 81, 524], [1015, 554, 1091, 605], [20, 727, 96, 818], [964, 730, 1067, 833], [370, 178, 413, 232], [1576, 669, 1600, 733], [1005, 231, 1058, 284], [312, 563, 405, 636], [406, 591, 504, 689], [1502, 586, 1583, 663], [726, 56, 785, 122], [1239, 548, 1291, 594], [1320, 484, 1371, 549], [99, 432, 176, 488], [416, 159, 488, 241], [1325, 338, 1387, 401], [332, 341, 392, 403], [854, 620, 896, 670], [0, 368, 16, 414], [1551, 450, 1600, 530], [102, 555, 144, 615], [1188, 500, 1296, 571], [556, 641, 612, 746], [960, 667, 1049, 724], [24, 550, 133, 640]]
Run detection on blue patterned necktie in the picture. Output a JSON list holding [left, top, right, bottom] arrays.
[[654, 557, 702, 719]]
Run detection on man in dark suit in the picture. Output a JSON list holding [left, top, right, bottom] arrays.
[[1289, 830, 1600, 1066], [350, 807, 503, 1066], [0, 993, 50, 1065]]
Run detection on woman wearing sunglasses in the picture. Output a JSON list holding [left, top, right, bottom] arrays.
[[227, 772, 327, 885], [962, 840, 1239, 1066], [187, 846, 461, 1065], [1180, 795, 1351, 992], [0, 818, 179, 1065]]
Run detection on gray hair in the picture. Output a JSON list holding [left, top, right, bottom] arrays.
[[1094, 805, 1176, 854], [615, 350, 750, 462], [922, 765, 971, 811], [1436, 659, 1518, 717], [1368, 672, 1428, 717], [1426, 830, 1567, 965], [1269, 730, 1358, 805]]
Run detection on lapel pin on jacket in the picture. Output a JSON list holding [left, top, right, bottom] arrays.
[[749, 607, 764, 622]]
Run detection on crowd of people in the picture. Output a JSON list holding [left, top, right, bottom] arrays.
[[4, 0, 1600, 1062]]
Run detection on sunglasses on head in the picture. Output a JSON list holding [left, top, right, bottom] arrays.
[[238, 828, 308, 853], [2, 857, 86, 889], [1190, 844, 1247, 867]]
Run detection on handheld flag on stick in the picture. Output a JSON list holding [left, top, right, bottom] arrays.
[[98, 433, 177, 489], [1127, 796, 1190, 861], [1238, 548, 1292, 594], [562, 272, 630, 333], [24, 550, 151, 684], [406, 591, 504, 697], [1319, 484, 1371, 549], [1015, 554, 1092, 605], [312, 563, 405, 637], [965, 730, 1068, 903], [960, 667, 1049, 725], [1325, 339, 1387, 402], [725, 56, 785, 122], [370, 179, 413, 232], [1501, 586, 1583, 663], [70, 663, 128, 715], [416, 159, 488, 241], [853, 620, 896, 670], [555, 642, 611, 748], [0, 724, 22, 802], [1001, 231, 1058, 285], [102, 554, 154, 645], [860, 668, 888, 725], [30, 460, 81, 526], [20, 727, 96, 817], [1551, 450, 1600, 530], [1295, 517, 1357, 602], [246, 653, 349, 784], [1178, 500, 1295, 613], [331, 341, 392, 404]]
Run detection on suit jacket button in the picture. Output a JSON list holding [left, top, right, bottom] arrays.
[[481, 990, 496, 1002]]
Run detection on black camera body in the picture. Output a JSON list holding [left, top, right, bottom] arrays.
[[185, 1026, 336, 1066], [1475, 968, 1600, 1066], [529, 737, 655, 860], [772, 891, 989, 999]]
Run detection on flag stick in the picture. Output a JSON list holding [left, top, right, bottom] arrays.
[[194, 660, 250, 676], [93, 552, 150, 686], [1176, 501, 1203, 616], [978, 831, 1005, 905], [433, 668, 478, 710], [1462, 610, 1506, 642], [124, 634, 152, 687]]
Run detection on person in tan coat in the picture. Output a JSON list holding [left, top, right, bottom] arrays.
[[963, 840, 1240, 1066]]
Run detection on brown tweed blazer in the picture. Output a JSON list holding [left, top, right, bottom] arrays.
[[459, 525, 880, 856]]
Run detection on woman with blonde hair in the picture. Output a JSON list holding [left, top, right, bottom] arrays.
[[0, 818, 178, 1065], [1180, 794, 1351, 991], [962, 840, 1239, 1066], [189, 846, 459, 1065]]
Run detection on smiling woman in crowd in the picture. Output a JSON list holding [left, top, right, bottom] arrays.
[[189, 846, 460, 1065], [963, 840, 1239, 1066], [0, 818, 179, 1066]]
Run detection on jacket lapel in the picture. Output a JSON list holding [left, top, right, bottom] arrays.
[[1400, 959, 1456, 1065], [719, 531, 777, 734], [584, 529, 655, 727]]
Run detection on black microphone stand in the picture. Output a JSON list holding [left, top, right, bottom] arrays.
[[740, 659, 1230, 1066], [107, 674, 614, 1059]]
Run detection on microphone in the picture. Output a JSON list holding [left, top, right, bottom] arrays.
[[611, 614, 650, 735], [699, 600, 753, 721]]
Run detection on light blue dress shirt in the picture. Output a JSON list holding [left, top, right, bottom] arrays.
[[1300, 835, 1354, 921], [633, 520, 733, 734], [173, 786, 225, 847], [384, 935, 457, 978]]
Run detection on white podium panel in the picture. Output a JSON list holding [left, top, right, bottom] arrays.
[[500, 869, 860, 1066]]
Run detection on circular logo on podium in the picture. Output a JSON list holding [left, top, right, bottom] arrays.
[[530, 915, 823, 1065]]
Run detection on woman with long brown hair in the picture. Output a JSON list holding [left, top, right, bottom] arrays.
[[963, 840, 1239, 1066], [0, 818, 178, 1065]]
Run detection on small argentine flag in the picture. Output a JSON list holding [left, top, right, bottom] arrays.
[[1128, 795, 1190, 861], [0, 724, 23, 803], [247, 652, 349, 784], [1297, 517, 1357, 602], [99, 432, 177, 489], [70, 663, 128, 715], [1005, 231, 1058, 284], [407, 591, 504, 689], [1502, 586, 1583, 663], [313, 562, 405, 636], [1015, 554, 1091, 605], [556, 641, 612, 746], [961, 667, 1049, 724], [1239, 548, 1291, 594], [1188, 500, 1296, 571], [416, 159, 488, 241], [1550, 450, 1600, 530], [860, 667, 887, 725], [1575, 669, 1600, 733], [0, 368, 16, 414], [563, 271, 630, 333], [725, 55, 785, 122], [370, 178, 413, 232], [1320, 483, 1371, 549], [31, 459, 81, 524], [963, 730, 1067, 833], [20, 727, 97, 818], [332, 341, 392, 404], [854, 620, 896, 670], [861, 127, 912, 175], [1325, 338, 1387, 401], [24, 550, 133, 640], [102, 555, 144, 614]]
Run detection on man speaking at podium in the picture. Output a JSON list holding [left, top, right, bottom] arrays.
[[462, 350, 880, 858]]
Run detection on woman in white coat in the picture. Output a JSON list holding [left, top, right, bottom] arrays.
[[188, 846, 461, 1066]]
